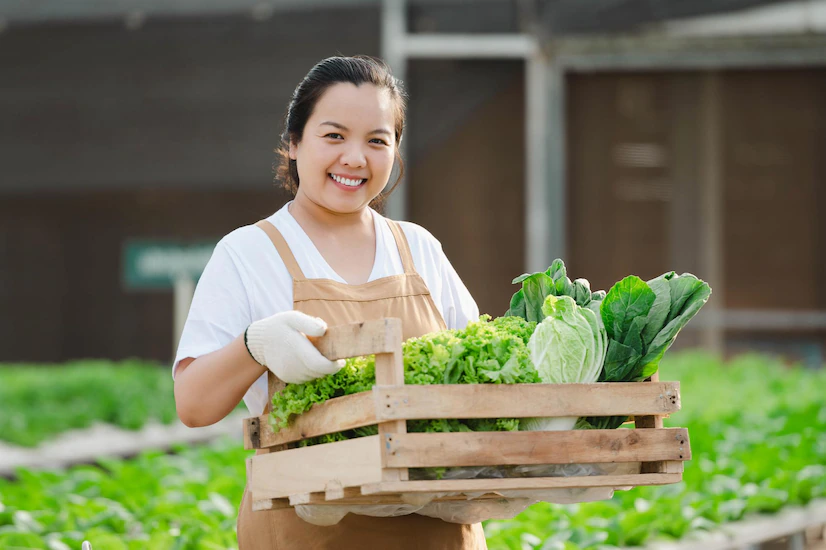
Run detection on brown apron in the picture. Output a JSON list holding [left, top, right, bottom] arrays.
[[236, 218, 488, 550]]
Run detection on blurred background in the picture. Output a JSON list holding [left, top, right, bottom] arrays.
[[2, 4, 826, 550], [2, 0, 825, 366]]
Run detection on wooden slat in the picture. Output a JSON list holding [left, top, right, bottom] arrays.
[[374, 381, 681, 420], [244, 417, 261, 450], [249, 436, 383, 500], [638, 374, 670, 474], [244, 392, 376, 449], [635, 373, 666, 433], [374, 318, 408, 483], [245, 379, 682, 450], [312, 318, 402, 360], [256, 373, 290, 455], [382, 428, 690, 468], [361, 473, 684, 495]]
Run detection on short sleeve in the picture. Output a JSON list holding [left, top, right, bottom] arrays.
[[438, 247, 480, 330], [172, 239, 252, 378]]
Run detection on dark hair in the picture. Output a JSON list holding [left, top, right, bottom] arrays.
[[275, 56, 408, 211]]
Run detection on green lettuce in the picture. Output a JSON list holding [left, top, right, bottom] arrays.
[[269, 315, 540, 444]]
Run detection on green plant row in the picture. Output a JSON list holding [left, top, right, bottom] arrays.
[[483, 352, 826, 549], [0, 352, 823, 549], [0, 440, 248, 549], [0, 360, 178, 447]]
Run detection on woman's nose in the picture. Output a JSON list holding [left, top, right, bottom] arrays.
[[340, 144, 367, 167]]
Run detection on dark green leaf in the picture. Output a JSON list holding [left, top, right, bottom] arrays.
[[666, 274, 705, 325], [640, 353, 662, 379], [641, 282, 711, 367], [573, 279, 592, 306], [622, 316, 648, 356], [601, 276, 656, 341], [523, 273, 555, 323], [505, 288, 527, 319], [545, 259, 567, 282], [643, 272, 674, 346], [511, 273, 532, 284], [554, 276, 574, 299], [600, 339, 642, 382]]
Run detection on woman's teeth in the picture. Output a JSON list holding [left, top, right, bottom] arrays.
[[330, 174, 365, 187]]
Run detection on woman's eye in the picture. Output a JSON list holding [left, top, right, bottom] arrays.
[[370, 138, 388, 145], [324, 133, 343, 140]]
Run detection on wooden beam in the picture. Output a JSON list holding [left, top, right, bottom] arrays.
[[311, 318, 402, 360], [374, 381, 681, 421], [244, 392, 376, 449], [249, 436, 383, 500], [382, 428, 690, 468], [374, 319, 408, 483]]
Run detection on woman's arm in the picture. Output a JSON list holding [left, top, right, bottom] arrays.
[[173, 334, 267, 427]]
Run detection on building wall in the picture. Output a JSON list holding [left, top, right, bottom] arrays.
[[0, 10, 381, 192], [408, 63, 525, 318], [566, 68, 826, 360], [0, 190, 289, 362], [0, 14, 525, 362]]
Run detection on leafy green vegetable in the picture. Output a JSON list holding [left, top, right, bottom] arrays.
[[268, 315, 540, 442], [520, 295, 607, 432], [641, 273, 672, 346], [582, 271, 710, 429], [639, 274, 712, 373], [527, 295, 606, 386], [601, 276, 656, 344], [597, 272, 711, 384], [506, 259, 604, 322]]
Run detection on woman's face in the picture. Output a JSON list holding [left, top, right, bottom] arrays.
[[290, 82, 397, 214]]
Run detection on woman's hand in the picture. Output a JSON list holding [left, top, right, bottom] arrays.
[[245, 310, 344, 384]]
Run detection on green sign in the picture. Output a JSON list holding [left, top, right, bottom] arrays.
[[123, 241, 216, 290]]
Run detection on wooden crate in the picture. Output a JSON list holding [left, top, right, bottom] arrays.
[[243, 318, 690, 512]]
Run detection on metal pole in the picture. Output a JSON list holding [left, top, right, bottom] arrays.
[[525, 51, 555, 272], [699, 71, 724, 355], [381, 0, 408, 221], [542, 58, 567, 270]]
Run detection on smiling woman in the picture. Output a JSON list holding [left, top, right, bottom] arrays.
[[276, 56, 407, 214], [289, 82, 397, 214], [170, 56, 485, 550]]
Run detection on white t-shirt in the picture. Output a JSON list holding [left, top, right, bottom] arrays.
[[173, 202, 479, 415]]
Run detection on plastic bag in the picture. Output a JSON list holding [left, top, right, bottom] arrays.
[[295, 502, 424, 526], [293, 462, 640, 526]]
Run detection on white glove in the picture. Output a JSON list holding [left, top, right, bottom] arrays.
[[244, 311, 344, 384]]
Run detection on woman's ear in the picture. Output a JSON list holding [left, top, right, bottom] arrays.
[[289, 140, 298, 160]]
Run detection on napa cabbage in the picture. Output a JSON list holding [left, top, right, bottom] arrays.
[[520, 294, 607, 432]]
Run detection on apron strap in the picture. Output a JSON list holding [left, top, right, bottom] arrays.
[[255, 220, 306, 280], [386, 220, 417, 275]]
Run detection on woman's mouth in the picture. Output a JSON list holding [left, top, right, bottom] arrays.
[[329, 173, 367, 191]]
